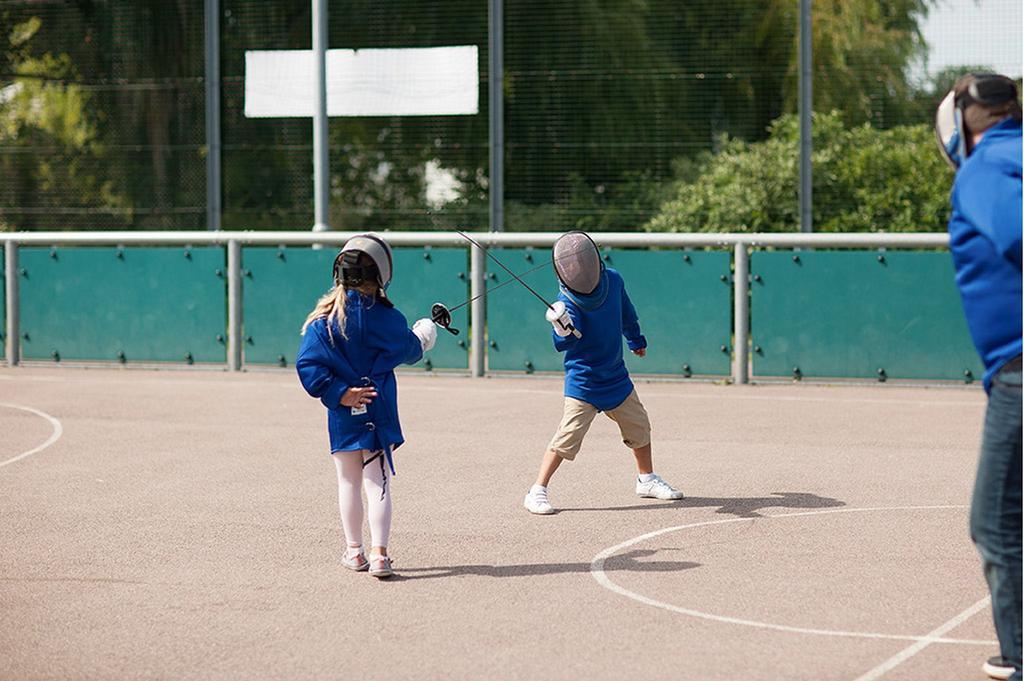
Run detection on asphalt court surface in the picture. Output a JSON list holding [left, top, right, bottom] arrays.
[[0, 367, 999, 680]]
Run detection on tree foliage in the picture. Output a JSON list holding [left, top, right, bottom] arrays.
[[646, 111, 952, 233], [0, 17, 123, 231]]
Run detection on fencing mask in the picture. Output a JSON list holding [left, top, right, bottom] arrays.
[[935, 73, 1020, 169], [334, 233, 394, 291], [552, 231, 603, 295]]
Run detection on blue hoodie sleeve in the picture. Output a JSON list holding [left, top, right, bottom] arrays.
[[295, 319, 361, 410], [954, 154, 1023, 269], [367, 306, 424, 376], [620, 282, 647, 351]]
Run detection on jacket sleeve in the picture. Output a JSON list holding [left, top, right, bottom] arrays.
[[368, 307, 424, 376], [552, 297, 582, 352], [295, 320, 361, 410], [955, 162, 1023, 269], [620, 283, 647, 351]]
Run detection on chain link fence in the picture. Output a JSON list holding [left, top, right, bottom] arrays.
[[1, 0, 1020, 232]]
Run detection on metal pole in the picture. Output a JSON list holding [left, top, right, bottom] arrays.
[[470, 245, 486, 376], [4, 242, 19, 366], [227, 240, 242, 371], [799, 0, 812, 233], [204, 0, 222, 231], [488, 0, 504, 232], [732, 243, 749, 384], [312, 0, 330, 232]]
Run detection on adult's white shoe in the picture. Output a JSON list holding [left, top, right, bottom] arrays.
[[636, 474, 684, 500], [524, 486, 555, 515], [983, 656, 1016, 680]]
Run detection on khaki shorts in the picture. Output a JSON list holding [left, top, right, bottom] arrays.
[[548, 389, 651, 461]]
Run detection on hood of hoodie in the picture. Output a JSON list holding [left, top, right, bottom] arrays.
[[560, 269, 609, 311]]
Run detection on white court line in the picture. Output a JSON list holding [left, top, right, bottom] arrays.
[[591, 506, 996, 646], [0, 403, 63, 468], [851, 595, 992, 680]]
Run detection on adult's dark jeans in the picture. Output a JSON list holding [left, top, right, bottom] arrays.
[[970, 359, 1023, 680]]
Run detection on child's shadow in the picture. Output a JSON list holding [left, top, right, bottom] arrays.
[[391, 549, 699, 582], [558, 491, 845, 518]]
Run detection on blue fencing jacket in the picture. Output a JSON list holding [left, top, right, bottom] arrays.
[[948, 117, 1023, 391], [296, 290, 423, 463], [553, 268, 647, 411]]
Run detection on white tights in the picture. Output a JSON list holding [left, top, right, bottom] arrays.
[[331, 450, 392, 551]]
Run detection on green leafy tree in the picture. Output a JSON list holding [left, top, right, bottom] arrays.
[[646, 111, 952, 233], [0, 18, 123, 231]]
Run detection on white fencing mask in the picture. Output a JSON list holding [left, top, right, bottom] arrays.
[[552, 231, 602, 295]]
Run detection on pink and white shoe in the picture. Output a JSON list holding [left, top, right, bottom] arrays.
[[368, 554, 394, 579], [342, 544, 369, 572]]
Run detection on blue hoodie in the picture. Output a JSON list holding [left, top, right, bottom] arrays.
[[552, 268, 647, 411], [296, 290, 423, 458], [947, 117, 1022, 392]]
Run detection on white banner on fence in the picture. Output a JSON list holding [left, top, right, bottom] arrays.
[[244, 46, 479, 118]]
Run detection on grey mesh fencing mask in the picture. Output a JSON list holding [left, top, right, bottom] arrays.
[[552, 231, 602, 295]]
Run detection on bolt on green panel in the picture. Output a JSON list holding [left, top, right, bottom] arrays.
[[241, 246, 469, 369], [750, 250, 983, 381], [19, 247, 226, 364], [485, 248, 732, 377]]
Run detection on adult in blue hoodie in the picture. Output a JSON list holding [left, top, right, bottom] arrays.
[[296, 236, 436, 578], [938, 74, 1022, 681], [523, 231, 685, 515]]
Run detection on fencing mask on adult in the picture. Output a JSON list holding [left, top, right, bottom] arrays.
[[935, 73, 1020, 169], [552, 231, 603, 295]]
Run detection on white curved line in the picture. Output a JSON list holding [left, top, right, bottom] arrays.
[[591, 505, 996, 646], [0, 402, 63, 468]]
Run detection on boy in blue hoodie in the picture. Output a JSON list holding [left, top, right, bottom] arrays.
[[523, 231, 684, 515]]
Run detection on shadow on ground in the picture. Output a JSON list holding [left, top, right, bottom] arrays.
[[558, 492, 846, 518], [393, 549, 699, 582]]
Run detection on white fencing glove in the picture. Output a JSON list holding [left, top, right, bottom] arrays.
[[412, 318, 437, 352], [545, 301, 575, 337]]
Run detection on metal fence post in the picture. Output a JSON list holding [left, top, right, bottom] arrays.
[[204, 0, 222, 231], [227, 240, 242, 371], [488, 0, 504, 233], [732, 242, 749, 384], [470, 244, 486, 377], [311, 0, 330, 233], [799, 0, 813, 233], [4, 241, 19, 367]]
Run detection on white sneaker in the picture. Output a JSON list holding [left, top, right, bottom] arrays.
[[636, 474, 684, 500], [524, 485, 555, 515], [983, 656, 1016, 680]]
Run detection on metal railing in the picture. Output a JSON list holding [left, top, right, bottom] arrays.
[[1, 231, 951, 383]]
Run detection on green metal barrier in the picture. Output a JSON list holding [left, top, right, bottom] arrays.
[[241, 246, 469, 369], [484, 248, 563, 372], [18, 247, 226, 363], [485, 248, 733, 376], [608, 249, 733, 377], [750, 250, 982, 381]]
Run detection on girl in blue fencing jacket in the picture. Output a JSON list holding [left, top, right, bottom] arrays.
[[296, 234, 436, 578]]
